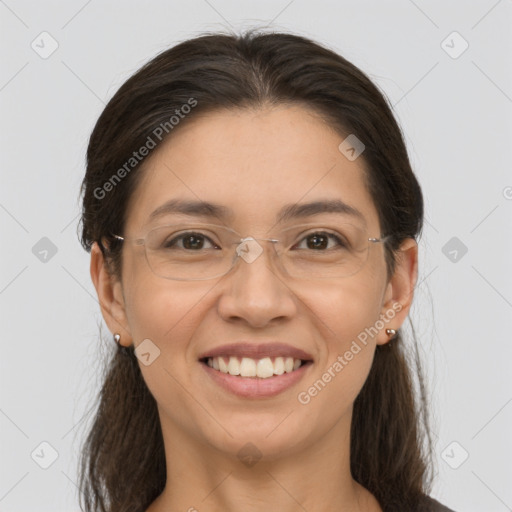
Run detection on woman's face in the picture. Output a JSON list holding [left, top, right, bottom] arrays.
[[97, 104, 415, 461]]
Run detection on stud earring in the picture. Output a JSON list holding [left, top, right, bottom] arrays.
[[114, 333, 121, 346], [385, 328, 397, 339]]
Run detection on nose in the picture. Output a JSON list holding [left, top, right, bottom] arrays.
[[216, 238, 297, 328]]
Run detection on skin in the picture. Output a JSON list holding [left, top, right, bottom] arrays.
[[90, 104, 418, 512]]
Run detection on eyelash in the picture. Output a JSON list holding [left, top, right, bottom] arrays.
[[165, 230, 348, 250], [293, 231, 348, 250]]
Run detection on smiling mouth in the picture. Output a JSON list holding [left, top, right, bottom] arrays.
[[200, 356, 312, 379]]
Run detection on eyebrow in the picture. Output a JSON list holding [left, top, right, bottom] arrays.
[[148, 198, 365, 225]]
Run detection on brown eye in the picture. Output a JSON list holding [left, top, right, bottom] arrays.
[[306, 233, 328, 250], [164, 232, 217, 250], [294, 231, 348, 251], [181, 234, 206, 250]]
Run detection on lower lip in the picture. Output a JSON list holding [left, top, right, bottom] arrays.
[[200, 361, 312, 398]]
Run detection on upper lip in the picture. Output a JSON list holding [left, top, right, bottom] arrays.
[[198, 342, 314, 361]]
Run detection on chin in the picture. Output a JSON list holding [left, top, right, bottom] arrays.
[[199, 413, 311, 461]]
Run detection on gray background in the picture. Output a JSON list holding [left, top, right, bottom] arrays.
[[1, 0, 511, 510]]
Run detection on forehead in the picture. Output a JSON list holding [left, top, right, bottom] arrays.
[[124, 105, 380, 234]]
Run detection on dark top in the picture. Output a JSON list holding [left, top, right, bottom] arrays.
[[418, 495, 456, 511]]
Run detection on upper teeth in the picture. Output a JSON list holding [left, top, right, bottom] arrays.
[[206, 356, 302, 378]]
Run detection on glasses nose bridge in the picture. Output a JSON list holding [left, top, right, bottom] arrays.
[[229, 234, 282, 271]]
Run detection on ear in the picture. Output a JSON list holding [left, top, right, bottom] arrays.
[[90, 242, 133, 347], [376, 237, 418, 346]]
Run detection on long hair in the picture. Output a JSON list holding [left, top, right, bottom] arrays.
[[78, 30, 432, 511]]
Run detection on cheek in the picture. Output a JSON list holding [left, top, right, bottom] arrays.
[[121, 261, 211, 410], [121, 247, 205, 345], [296, 276, 384, 412], [124, 277, 207, 351], [122, 275, 212, 433], [305, 272, 384, 351]]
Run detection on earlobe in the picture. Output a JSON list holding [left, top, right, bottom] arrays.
[[90, 242, 132, 346], [376, 238, 418, 346]]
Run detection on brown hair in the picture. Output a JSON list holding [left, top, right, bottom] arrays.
[[78, 30, 432, 511]]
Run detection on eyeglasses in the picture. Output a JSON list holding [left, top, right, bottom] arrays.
[[111, 222, 390, 281]]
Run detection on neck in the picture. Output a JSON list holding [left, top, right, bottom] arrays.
[[146, 408, 382, 512]]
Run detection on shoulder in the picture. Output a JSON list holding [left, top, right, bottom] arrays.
[[417, 494, 456, 512]]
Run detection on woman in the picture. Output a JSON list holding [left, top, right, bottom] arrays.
[[78, 30, 455, 512]]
